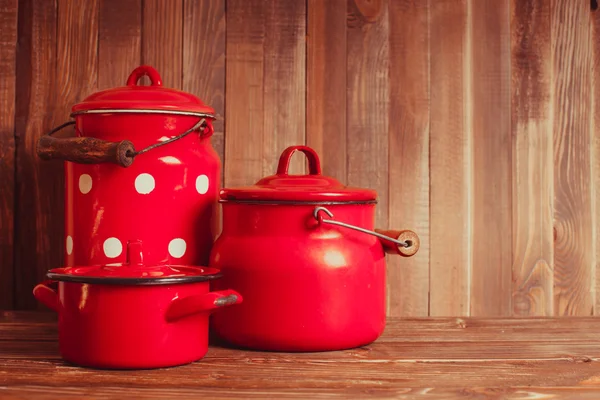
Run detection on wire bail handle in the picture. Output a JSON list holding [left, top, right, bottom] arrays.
[[313, 206, 420, 257]]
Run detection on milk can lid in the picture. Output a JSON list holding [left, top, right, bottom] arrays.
[[71, 65, 215, 118]]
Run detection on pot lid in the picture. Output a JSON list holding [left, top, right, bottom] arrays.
[[47, 241, 221, 285], [70, 65, 215, 117], [220, 146, 377, 203]]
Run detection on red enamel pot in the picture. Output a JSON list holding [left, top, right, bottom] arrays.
[[33, 241, 242, 370], [209, 146, 420, 352]]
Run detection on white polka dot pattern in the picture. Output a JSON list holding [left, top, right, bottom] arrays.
[[103, 237, 123, 258], [168, 238, 186, 258], [135, 173, 155, 194], [79, 174, 92, 194], [196, 175, 209, 194], [66, 236, 73, 255]]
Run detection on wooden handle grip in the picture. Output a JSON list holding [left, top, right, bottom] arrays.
[[374, 229, 420, 257], [36, 135, 136, 167]]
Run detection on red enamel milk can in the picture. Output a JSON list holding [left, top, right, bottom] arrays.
[[36, 65, 220, 268], [209, 146, 420, 352]]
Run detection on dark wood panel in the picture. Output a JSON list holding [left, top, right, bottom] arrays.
[[263, 0, 306, 175], [346, 0, 389, 235], [470, 0, 513, 316], [32, 0, 100, 309], [594, 0, 600, 317], [183, 0, 225, 186], [306, 0, 347, 179], [510, 0, 553, 316], [429, 0, 470, 316], [552, 0, 595, 316], [14, 0, 59, 310], [98, 0, 142, 89], [0, 0, 18, 310], [387, 0, 429, 317], [142, 0, 182, 88], [224, 0, 265, 187]]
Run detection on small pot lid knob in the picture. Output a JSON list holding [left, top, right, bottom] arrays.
[[126, 240, 144, 266]]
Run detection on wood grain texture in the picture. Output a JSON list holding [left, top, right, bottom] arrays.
[[594, 0, 600, 317], [306, 0, 347, 179], [98, 0, 141, 89], [183, 0, 225, 185], [469, 0, 513, 316], [552, 0, 594, 316], [3, 314, 600, 398], [28, 0, 99, 309], [142, 0, 182, 88], [224, 0, 265, 187], [429, 0, 471, 316], [511, 0, 553, 317], [13, 0, 58, 310], [346, 0, 389, 241], [4, 0, 600, 316], [4, 387, 600, 400], [262, 0, 306, 175], [225, 0, 305, 184], [387, 0, 429, 317], [0, 0, 18, 310]]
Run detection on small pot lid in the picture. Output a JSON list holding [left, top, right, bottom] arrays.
[[220, 146, 377, 203], [47, 241, 221, 285], [70, 65, 215, 117]]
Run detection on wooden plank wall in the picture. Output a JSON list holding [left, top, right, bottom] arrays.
[[1, 0, 599, 317]]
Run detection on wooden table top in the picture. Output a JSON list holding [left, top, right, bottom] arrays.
[[2, 312, 600, 399]]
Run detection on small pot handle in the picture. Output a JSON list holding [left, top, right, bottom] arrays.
[[32, 280, 60, 312], [165, 289, 243, 323], [313, 206, 420, 257], [277, 145, 321, 175]]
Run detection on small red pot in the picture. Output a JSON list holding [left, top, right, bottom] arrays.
[[33, 241, 242, 370], [209, 146, 420, 352]]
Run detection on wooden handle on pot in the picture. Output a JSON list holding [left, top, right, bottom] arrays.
[[37, 135, 136, 167], [375, 229, 420, 257]]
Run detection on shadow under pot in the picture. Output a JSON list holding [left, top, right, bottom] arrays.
[[33, 241, 242, 370], [209, 145, 420, 352]]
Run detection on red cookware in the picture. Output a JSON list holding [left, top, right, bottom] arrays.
[[209, 145, 419, 352], [33, 241, 242, 370], [36, 65, 220, 270]]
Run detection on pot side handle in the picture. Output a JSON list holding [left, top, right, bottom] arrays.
[[374, 229, 420, 257], [165, 289, 243, 323], [32, 281, 59, 312]]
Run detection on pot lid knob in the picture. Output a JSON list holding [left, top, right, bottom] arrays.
[[276, 145, 322, 176], [219, 145, 377, 202], [126, 240, 144, 266], [126, 65, 163, 87]]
